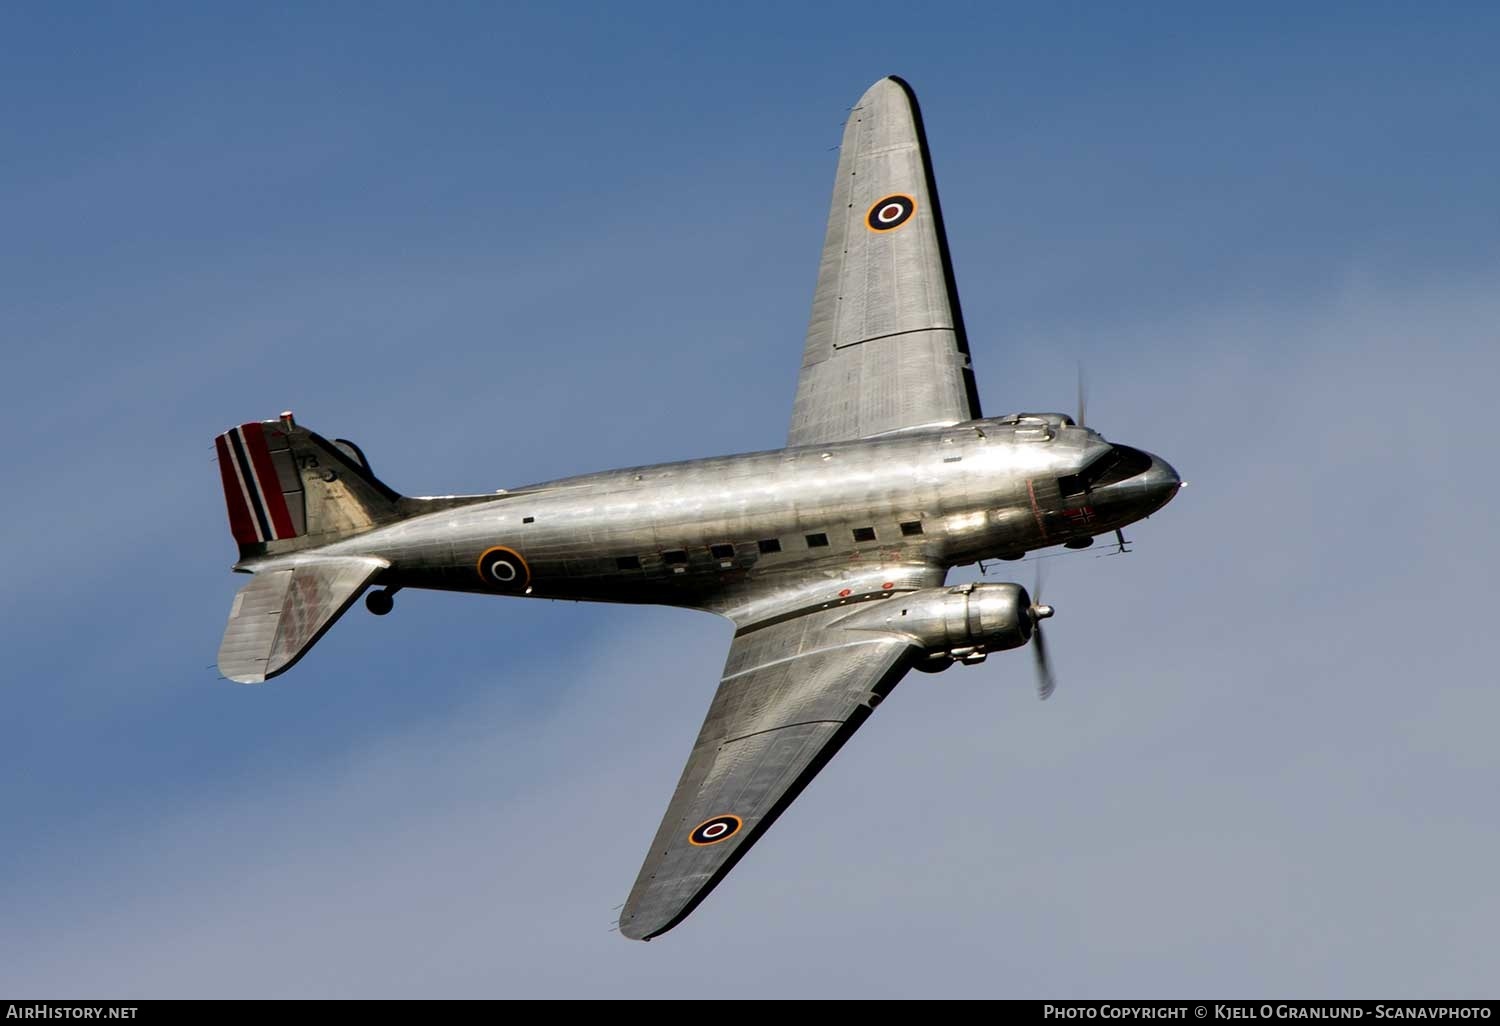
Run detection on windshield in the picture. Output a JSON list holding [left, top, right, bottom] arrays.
[[1059, 446, 1154, 496], [1086, 445, 1153, 488]]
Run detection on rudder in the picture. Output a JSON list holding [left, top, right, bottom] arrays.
[[215, 412, 401, 559]]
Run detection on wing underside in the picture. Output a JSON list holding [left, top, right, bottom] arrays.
[[788, 76, 981, 448], [619, 564, 946, 940]]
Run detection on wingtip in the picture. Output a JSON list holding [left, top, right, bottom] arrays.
[[855, 75, 919, 113], [884, 74, 916, 98], [617, 895, 687, 941], [618, 890, 704, 941], [857, 75, 913, 103], [616, 917, 660, 942]]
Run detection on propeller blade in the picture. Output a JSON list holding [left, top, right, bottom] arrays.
[[1033, 623, 1056, 701], [1029, 563, 1056, 700], [1076, 361, 1088, 429]]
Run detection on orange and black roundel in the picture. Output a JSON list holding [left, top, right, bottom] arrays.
[[688, 814, 742, 846], [476, 546, 530, 592], [866, 194, 916, 232]]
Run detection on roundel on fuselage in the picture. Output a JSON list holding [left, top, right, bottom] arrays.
[[476, 546, 530, 592]]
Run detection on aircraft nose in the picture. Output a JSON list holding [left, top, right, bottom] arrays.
[[1139, 453, 1182, 514]]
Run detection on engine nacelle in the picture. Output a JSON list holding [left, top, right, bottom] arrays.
[[836, 582, 1034, 670]]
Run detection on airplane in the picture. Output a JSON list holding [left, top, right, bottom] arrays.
[[211, 76, 1181, 941]]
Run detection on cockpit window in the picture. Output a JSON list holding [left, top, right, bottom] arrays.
[[1080, 445, 1153, 489]]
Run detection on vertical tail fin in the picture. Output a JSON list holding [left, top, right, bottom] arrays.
[[215, 412, 401, 559]]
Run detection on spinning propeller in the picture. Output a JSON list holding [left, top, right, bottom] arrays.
[[1076, 361, 1088, 430], [1028, 566, 1057, 701]]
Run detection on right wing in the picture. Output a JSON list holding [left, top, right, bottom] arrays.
[[788, 76, 982, 448], [618, 564, 945, 940]]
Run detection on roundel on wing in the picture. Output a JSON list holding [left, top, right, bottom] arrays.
[[688, 814, 743, 846], [476, 546, 531, 592], [866, 194, 916, 232]]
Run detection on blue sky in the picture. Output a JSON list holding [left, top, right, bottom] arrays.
[[2, 2, 1497, 997]]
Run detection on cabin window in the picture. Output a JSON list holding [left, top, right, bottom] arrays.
[[615, 555, 641, 571], [662, 549, 688, 565], [710, 543, 735, 560], [806, 533, 829, 548], [758, 538, 781, 554], [900, 521, 924, 536], [522, 516, 535, 524], [852, 527, 876, 542]]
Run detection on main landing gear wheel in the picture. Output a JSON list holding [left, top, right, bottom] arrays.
[[365, 589, 396, 616]]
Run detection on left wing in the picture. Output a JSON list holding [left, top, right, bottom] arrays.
[[618, 564, 944, 940], [788, 76, 982, 448]]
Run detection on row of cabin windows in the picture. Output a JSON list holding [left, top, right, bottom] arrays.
[[612, 521, 923, 572]]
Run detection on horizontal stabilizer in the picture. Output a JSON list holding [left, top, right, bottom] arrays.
[[217, 557, 387, 683]]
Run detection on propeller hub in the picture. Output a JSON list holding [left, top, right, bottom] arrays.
[[1029, 603, 1054, 622]]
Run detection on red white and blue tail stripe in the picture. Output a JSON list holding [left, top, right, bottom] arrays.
[[215, 422, 304, 544]]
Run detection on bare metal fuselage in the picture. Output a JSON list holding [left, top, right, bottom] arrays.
[[296, 414, 1180, 621], [210, 75, 1189, 940]]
